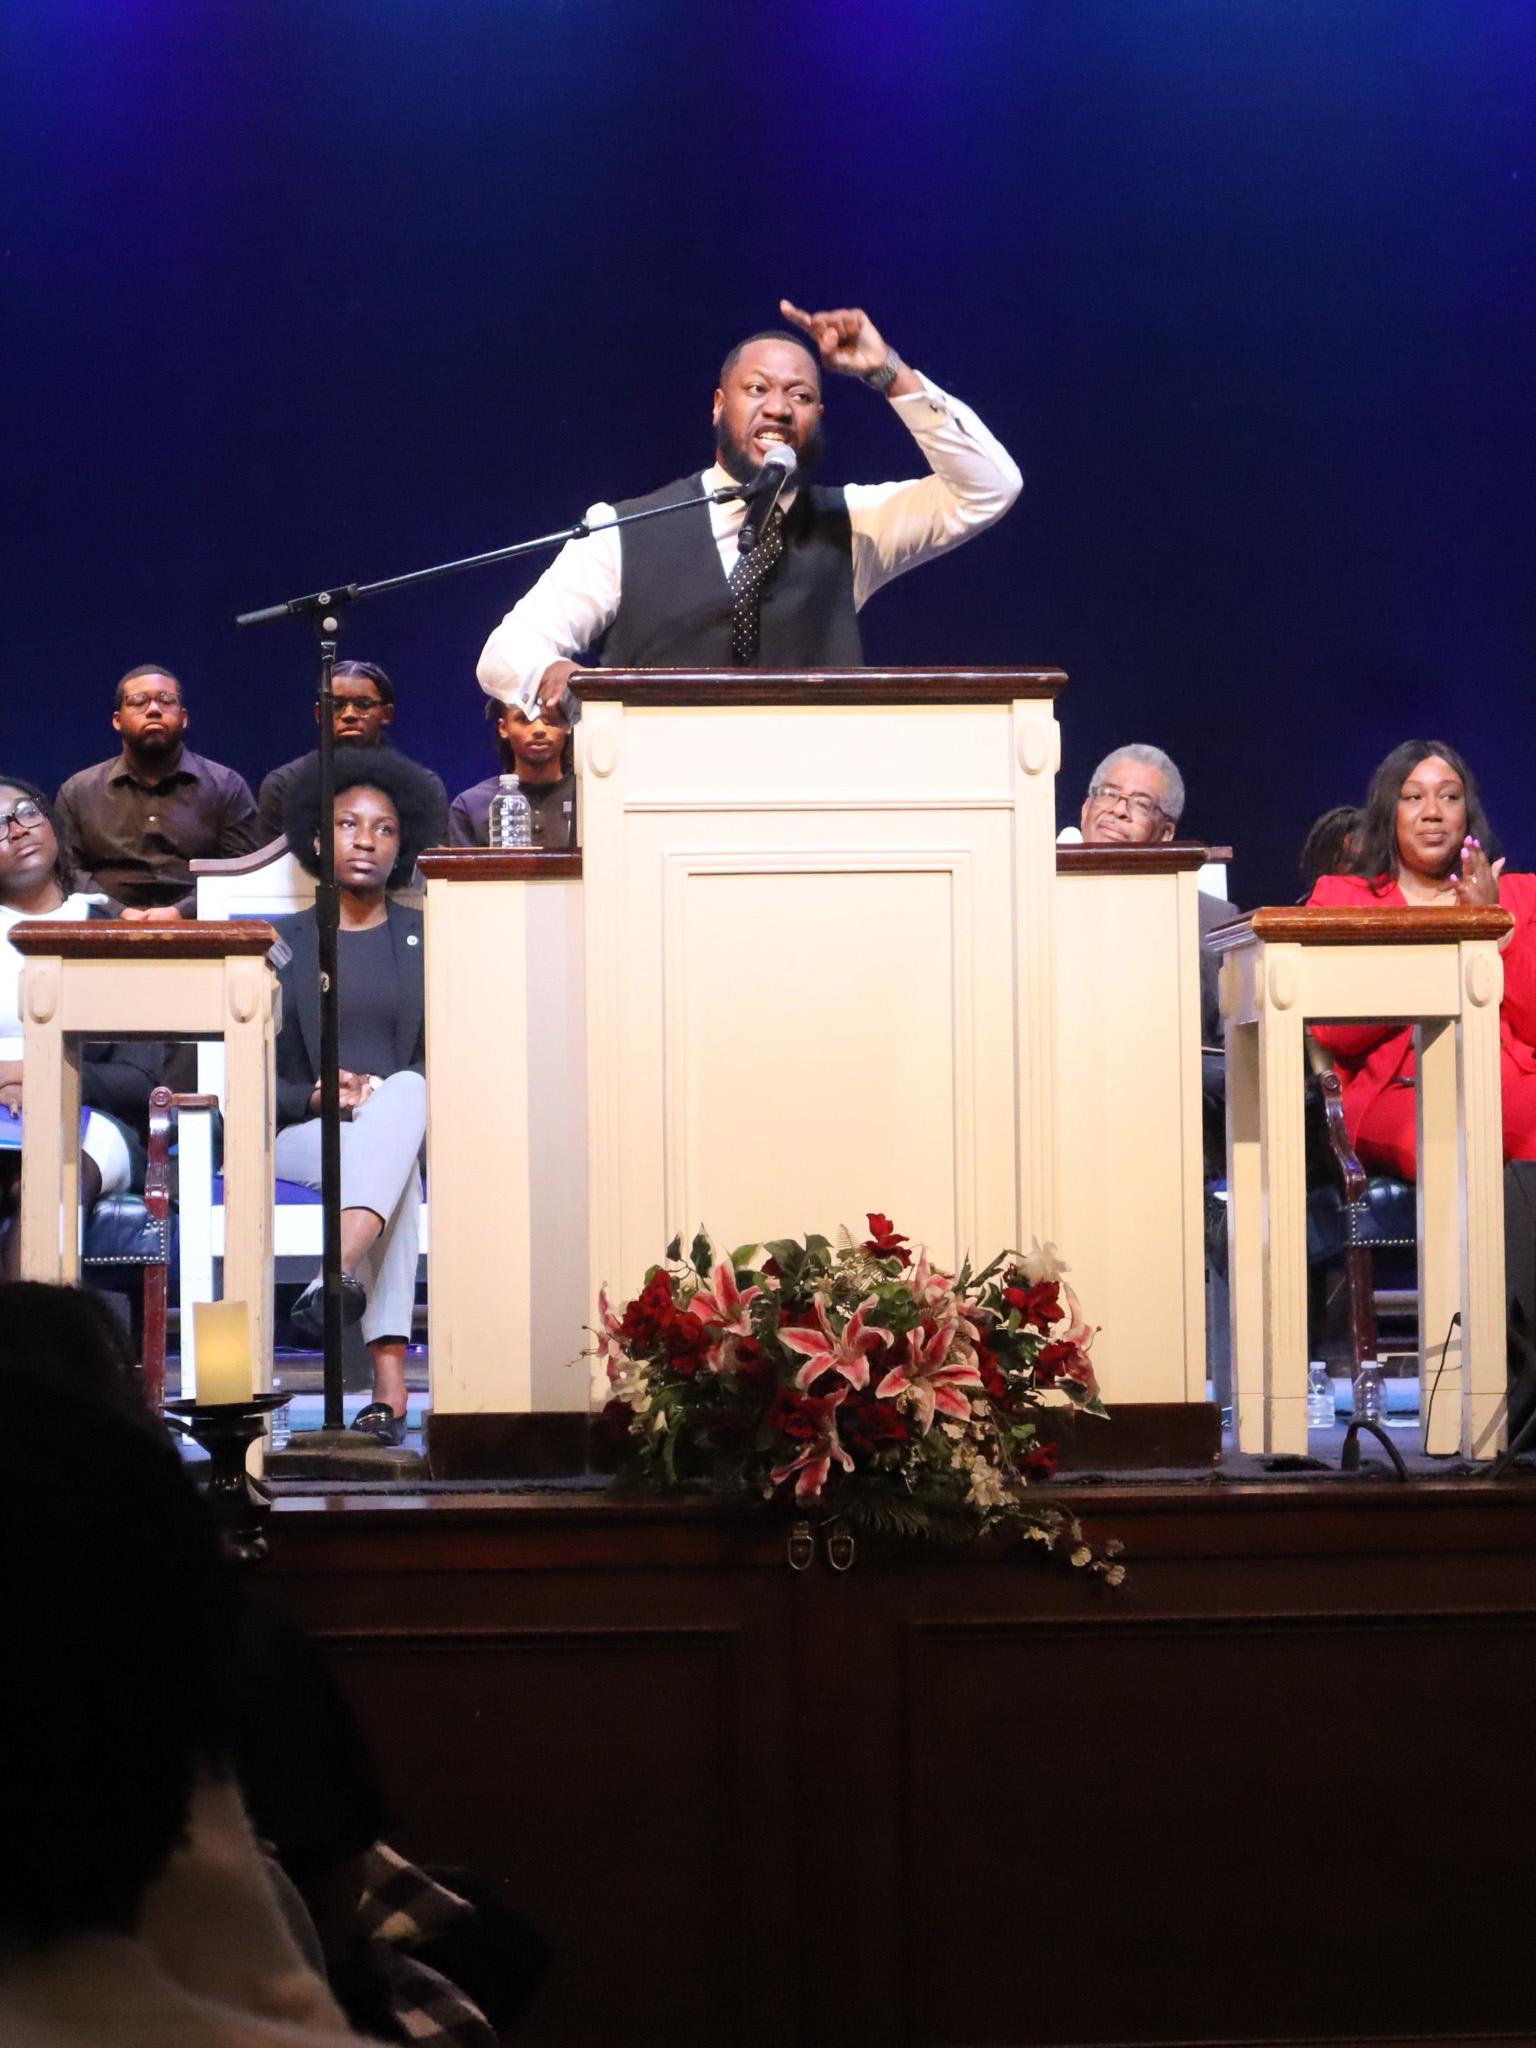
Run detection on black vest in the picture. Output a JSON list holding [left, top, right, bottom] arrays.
[[597, 474, 864, 669]]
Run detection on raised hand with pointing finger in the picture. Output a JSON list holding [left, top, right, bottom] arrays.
[[778, 299, 921, 395]]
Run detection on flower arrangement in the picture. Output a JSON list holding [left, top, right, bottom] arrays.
[[594, 1214, 1123, 1576]]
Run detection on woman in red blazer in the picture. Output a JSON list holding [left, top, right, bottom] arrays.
[[1309, 739, 1536, 1179]]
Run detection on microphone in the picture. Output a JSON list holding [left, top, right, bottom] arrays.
[[738, 441, 798, 553]]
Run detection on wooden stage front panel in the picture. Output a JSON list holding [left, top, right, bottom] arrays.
[[265, 1478, 1536, 2048]]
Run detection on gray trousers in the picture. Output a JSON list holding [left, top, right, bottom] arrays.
[[274, 1070, 425, 1344]]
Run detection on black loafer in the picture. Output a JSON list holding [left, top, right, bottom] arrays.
[[289, 1272, 367, 1343], [350, 1401, 406, 1447]]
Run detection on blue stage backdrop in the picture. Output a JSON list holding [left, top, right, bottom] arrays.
[[2, 0, 1531, 905]]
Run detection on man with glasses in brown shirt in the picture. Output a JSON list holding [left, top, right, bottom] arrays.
[[55, 666, 262, 920], [255, 659, 450, 848]]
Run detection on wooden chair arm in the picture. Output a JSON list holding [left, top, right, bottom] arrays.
[[1306, 1038, 1368, 1206], [144, 1086, 175, 1228]]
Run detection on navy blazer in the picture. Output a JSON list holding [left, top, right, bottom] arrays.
[[270, 903, 425, 1129]]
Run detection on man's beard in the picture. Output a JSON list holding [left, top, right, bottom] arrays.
[[130, 725, 182, 760], [714, 419, 826, 488]]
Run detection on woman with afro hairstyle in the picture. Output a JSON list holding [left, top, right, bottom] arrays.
[[1308, 738, 1536, 1179], [274, 749, 442, 1444]]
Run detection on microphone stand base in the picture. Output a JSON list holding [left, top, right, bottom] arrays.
[[266, 1427, 428, 1485]]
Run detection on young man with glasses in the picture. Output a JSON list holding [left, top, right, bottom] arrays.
[[255, 659, 450, 848], [54, 666, 262, 919]]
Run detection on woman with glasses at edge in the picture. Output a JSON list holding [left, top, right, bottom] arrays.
[[0, 778, 162, 1277], [1307, 739, 1536, 1178]]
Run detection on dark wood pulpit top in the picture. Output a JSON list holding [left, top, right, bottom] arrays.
[[417, 850, 583, 882], [7, 919, 282, 959], [1209, 904, 1514, 951], [570, 665, 1067, 706], [1057, 841, 1233, 877]]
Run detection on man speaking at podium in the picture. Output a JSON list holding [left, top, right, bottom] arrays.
[[476, 299, 1022, 716]]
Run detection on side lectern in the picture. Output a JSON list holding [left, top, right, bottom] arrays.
[[1217, 904, 1510, 1458], [11, 920, 281, 1381], [1055, 844, 1215, 1404], [572, 668, 1065, 1340]]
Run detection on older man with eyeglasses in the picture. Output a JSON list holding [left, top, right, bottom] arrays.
[[54, 666, 262, 920], [1077, 743, 1185, 847]]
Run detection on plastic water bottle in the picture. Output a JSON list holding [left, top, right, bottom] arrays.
[[1353, 1361, 1386, 1425], [1307, 1361, 1334, 1430], [269, 1378, 291, 1452], [489, 774, 532, 849]]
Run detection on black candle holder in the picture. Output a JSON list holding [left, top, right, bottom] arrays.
[[165, 1392, 291, 1565]]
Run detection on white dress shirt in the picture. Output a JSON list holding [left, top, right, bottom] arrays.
[[476, 371, 1023, 708]]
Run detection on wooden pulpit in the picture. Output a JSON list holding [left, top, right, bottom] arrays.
[[572, 667, 1065, 1357]]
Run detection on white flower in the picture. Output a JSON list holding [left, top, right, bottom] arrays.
[[1070, 1544, 1092, 1568], [606, 1363, 653, 1416], [1103, 1563, 1127, 1587], [1021, 1237, 1070, 1285], [967, 1461, 1008, 1509]]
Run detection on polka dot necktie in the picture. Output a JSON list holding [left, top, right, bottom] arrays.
[[727, 506, 786, 665]]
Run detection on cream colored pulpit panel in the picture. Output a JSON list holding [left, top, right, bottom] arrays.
[[1056, 848, 1210, 1403], [421, 852, 589, 1413], [574, 670, 1066, 1324]]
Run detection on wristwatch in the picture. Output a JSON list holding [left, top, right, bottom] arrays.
[[862, 348, 904, 394]]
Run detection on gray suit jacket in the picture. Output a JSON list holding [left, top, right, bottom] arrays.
[[1198, 889, 1240, 1050]]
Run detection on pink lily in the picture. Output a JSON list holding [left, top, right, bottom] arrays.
[[595, 1286, 628, 1384], [907, 1247, 981, 1337], [778, 1292, 893, 1392], [769, 1387, 854, 1503], [688, 1258, 761, 1336], [876, 1319, 984, 1434], [1052, 1283, 1100, 1401]]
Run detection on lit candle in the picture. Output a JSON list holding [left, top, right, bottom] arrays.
[[192, 1300, 253, 1406]]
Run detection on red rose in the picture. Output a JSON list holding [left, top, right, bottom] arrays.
[[1004, 1278, 1061, 1331], [598, 1398, 635, 1444], [728, 1335, 771, 1381], [977, 1344, 1009, 1403], [840, 1391, 909, 1455], [662, 1313, 712, 1374], [1020, 1441, 1059, 1480], [1034, 1339, 1075, 1387], [767, 1388, 821, 1443], [862, 1211, 911, 1256]]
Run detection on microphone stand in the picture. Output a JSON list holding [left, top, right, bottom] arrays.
[[235, 480, 751, 1435]]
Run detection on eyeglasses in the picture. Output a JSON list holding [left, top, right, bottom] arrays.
[[120, 690, 182, 711], [334, 695, 385, 712], [1088, 783, 1168, 821], [0, 798, 45, 843]]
